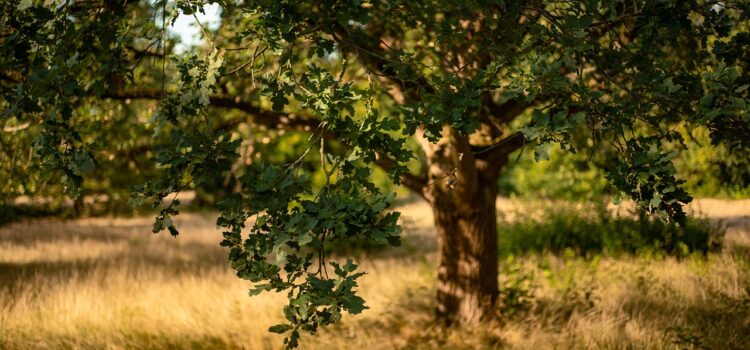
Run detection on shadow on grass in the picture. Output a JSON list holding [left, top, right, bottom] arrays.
[[0, 238, 230, 298]]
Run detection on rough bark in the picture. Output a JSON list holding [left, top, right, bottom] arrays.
[[432, 181, 499, 324], [420, 127, 505, 325]]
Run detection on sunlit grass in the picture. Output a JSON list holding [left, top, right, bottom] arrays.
[[1, 199, 749, 349]]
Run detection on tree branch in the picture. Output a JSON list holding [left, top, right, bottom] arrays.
[[330, 23, 435, 102], [124, 44, 164, 59], [102, 89, 427, 195], [373, 153, 428, 198], [486, 99, 526, 125], [101, 89, 321, 131], [473, 131, 526, 170]]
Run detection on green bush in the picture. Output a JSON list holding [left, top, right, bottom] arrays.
[[498, 204, 725, 258]]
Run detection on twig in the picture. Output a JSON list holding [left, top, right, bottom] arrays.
[[192, 13, 216, 51], [226, 44, 267, 76]]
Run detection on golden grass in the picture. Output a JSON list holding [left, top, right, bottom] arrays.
[[1, 199, 749, 349]]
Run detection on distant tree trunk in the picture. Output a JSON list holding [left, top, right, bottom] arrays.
[[420, 127, 505, 325], [73, 194, 85, 217]]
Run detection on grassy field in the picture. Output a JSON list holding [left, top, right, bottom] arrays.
[[1, 199, 749, 350]]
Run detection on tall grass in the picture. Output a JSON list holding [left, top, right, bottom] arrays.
[[1, 199, 749, 349]]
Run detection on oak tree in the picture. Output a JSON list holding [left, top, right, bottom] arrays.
[[3, 1, 749, 347]]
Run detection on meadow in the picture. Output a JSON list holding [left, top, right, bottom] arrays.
[[1, 198, 749, 350]]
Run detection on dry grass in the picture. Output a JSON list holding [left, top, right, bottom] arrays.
[[1, 199, 749, 350]]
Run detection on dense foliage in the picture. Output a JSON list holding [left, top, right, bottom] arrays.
[[498, 128, 750, 201], [2, 1, 750, 347]]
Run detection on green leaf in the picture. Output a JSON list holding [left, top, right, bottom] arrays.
[[534, 143, 552, 161], [341, 295, 367, 314], [296, 233, 313, 246], [71, 151, 95, 174], [17, 0, 32, 11], [269, 324, 293, 334]]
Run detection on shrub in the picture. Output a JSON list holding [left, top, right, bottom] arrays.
[[498, 204, 725, 258]]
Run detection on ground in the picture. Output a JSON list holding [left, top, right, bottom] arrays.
[[1, 198, 749, 349]]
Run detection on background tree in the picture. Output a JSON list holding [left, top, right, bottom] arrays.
[[2, 0, 749, 348]]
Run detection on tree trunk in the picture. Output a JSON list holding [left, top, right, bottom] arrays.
[[419, 127, 503, 325], [432, 181, 499, 324]]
